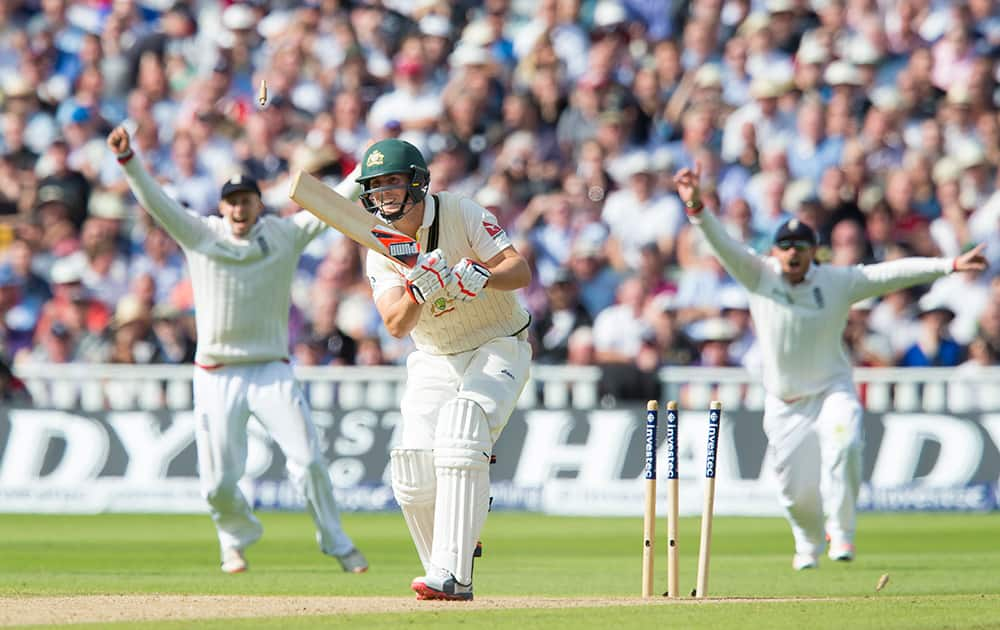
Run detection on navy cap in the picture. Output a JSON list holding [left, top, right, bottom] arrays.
[[220, 174, 261, 199], [773, 218, 817, 246]]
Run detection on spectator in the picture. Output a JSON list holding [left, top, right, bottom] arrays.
[[531, 267, 592, 364], [35, 256, 110, 344], [17, 320, 76, 365], [717, 287, 757, 365], [72, 215, 130, 308], [884, 168, 934, 256], [592, 274, 648, 364], [4, 238, 50, 317], [302, 292, 358, 366], [332, 90, 372, 160], [108, 294, 159, 364], [688, 316, 739, 367], [160, 132, 217, 215], [130, 225, 185, 306], [843, 298, 894, 367], [150, 303, 195, 364], [788, 96, 843, 185], [0, 265, 29, 361], [977, 298, 1000, 360], [367, 52, 443, 154], [565, 325, 596, 366], [721, 77, 795, 165], [829, 219, 871, 266], [1, 111, 39, 175], [602, 152, 685, 270], [513, 0, 588, 81], [2, 75, 58, 154], [899, 302, 964, 367], [567, 232, 620, 318], [643, 293, 698, 367]]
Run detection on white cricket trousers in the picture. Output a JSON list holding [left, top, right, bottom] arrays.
[[399, 332, 533, 449], [193, 361, 354, 556], [763, 381, 864, 557]]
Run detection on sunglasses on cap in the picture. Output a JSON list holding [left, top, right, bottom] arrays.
[[775, 240, 814, 251]]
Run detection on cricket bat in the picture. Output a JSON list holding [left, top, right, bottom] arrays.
[[289, 170, 420, 268]]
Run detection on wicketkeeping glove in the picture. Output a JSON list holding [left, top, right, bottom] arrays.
[[448, 257, 491, 302], [405, 249, 452, 304]]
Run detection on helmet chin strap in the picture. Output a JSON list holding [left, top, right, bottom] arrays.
[[375, 187, 420, 223], [379, 200, 412, 223]]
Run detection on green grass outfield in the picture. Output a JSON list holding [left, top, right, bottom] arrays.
[[1, 512, 998, 628]]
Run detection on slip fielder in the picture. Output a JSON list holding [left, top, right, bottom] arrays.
[[674, 164, 987, 570], [360, 139, 532, 601], [109, 126, 368, 574]]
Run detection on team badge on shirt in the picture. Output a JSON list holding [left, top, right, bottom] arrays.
[[431, 296, 455, 317], [812, 287, 825, 308], [483, 221, 504, 238]]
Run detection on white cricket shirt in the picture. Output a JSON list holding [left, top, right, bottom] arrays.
[[367, 192, 531, 355], [123, 159, 359, 367], [692, 210, 953, 399]]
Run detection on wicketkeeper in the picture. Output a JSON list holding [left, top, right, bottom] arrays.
[[360, 139, 533, 600], [674, 164, 988, 570]]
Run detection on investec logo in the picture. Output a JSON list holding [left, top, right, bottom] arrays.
[[389, 241, 418, 257], [705, 410, 720, 478], [665, 410, 677, 480], [644, 411, 656, 479]]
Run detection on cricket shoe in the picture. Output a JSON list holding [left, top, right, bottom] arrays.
[[828, 543, 855, 562], [792, 553, 819, 571], [412, 567, 473, 601], [221, 547, 248, 574], [335, 548, 369, 573]]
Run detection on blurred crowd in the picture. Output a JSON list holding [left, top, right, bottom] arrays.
[[1, 0, 1000, 403]]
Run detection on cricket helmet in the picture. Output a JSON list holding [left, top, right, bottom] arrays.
[[356, 139, 430, 221]]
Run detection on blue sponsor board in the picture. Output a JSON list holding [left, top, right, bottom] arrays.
[[253, 481, 397, 512], [858, 483, 998, 512], [252, 480, 545, 512]]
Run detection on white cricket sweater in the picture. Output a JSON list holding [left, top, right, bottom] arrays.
[[692, 210, 953, 399], [367, 192, 531, 355], [123, 158, 359, 367]]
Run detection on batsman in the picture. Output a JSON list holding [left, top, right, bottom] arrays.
[[359, 139, 532, 600]]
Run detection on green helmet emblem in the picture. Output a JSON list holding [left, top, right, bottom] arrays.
[[356, 139, 430, 221], [366, 149, 385, 169]]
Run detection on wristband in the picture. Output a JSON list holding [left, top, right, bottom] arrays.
[[951, 257, 958, 272], [116, 150, 134, 164], [684, 198, 703, 215]]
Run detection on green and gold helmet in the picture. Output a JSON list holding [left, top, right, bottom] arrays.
[[356, 139, 430, 221]]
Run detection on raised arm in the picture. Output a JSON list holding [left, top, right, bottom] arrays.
[[108, 126, 208, 250], [847, 244, 989, 303], [673, 165, 766, 292]]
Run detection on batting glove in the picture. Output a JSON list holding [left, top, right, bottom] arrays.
[[405, 249, 452, 304], [448, 258, 491, 302]]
